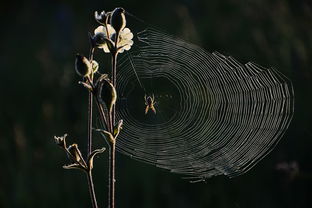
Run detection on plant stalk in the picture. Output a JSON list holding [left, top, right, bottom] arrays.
[[87, 170, 98, 208], [87, 48, 98, 208], [108, 41, 118, 208], [111, 52, 117, 125], [95, 98, 109, 132], [87, 90, 93, 156], [87, 47, 95, 156], [109, 142, 116, 208]]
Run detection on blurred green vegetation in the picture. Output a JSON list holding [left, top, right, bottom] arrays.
[[1, 0, 311, 207]]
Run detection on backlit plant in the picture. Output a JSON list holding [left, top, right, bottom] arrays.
[[54, 7, 132, 208]]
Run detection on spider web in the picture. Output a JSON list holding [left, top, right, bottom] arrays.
[[115, 27, 294, 181]]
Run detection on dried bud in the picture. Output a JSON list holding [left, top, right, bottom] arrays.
[[95, 11, 111, 25], [95, 11, 106, 24], [110, 7, 126, 34], [54, 134, 67, 149], [75, 54, 91, 77], [96, 75, 117, 113], [67, 143, 84, 164], [113, 119, 123, 137], [91, 60, 99, 73]]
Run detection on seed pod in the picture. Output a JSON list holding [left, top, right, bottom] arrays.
[[110, 7, 126, 34], [75, 54, 91, 77], [96, 75, 117, 113]]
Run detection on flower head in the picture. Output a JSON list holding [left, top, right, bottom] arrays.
[[94, 24, 133, 53]]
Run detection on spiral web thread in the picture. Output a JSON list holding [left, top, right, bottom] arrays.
[[115, 28, 294, 181]]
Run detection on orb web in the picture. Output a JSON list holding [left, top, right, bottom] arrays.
[[115, 27, 294, 180]]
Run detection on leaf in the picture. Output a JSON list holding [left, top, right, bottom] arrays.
[[87, 148, 106, 170], [63, 163, 86, 171]]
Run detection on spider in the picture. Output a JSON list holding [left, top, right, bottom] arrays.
[[144, 94, 156, 114]]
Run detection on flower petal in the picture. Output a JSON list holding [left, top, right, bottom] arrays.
[[127, 39, 134, 46], [123, 45, 131, 51], [94, 26, 106, 35], [119, 39, 133, 47], [63, 163, 86, 171], [87, 147, 106, 170], [120, 28, 133, 40], [122, 28, 130, 33], [103, 45, 111, 53], [106, 24, 116, 38]]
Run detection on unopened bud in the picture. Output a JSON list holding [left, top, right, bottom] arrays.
[[110, 7, 126, 34], [75, 54, 91, 77], [96, 75, 117, 113]]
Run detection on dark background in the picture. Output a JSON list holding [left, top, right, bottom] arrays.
[[1, 0, 312, 207]]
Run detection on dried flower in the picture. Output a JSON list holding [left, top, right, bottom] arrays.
[[54, 134, 67, 149], [67, 143, 85, 164], [94, 10, 111, 25], [88, 148, 106, 170], [94, 24, 133, 53]]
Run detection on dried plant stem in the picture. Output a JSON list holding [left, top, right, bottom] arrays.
[[87, 48, 98, 208], [86, 85, 99, 208], [108, 49, 118, 208], [87, 170, 98, 208], [108, 142, 116, 208], [87, 47, 95, 156], [112, 52, 117, 125], [87, 90, 93, 156], [95, 98, 109, 131]]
